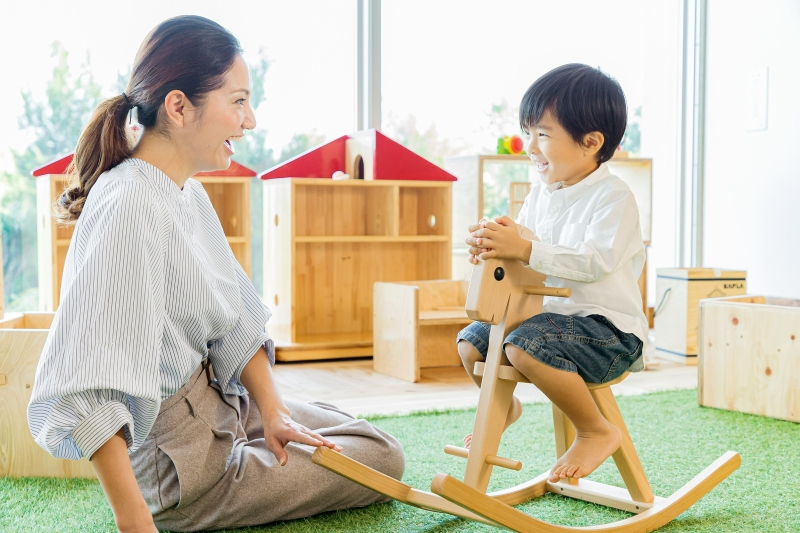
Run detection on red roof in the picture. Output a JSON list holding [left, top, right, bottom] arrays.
[[31, 153, 256, 178], [259, 129, 457, 182]]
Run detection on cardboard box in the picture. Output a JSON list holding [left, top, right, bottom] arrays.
[[654, 268, 746, 364]]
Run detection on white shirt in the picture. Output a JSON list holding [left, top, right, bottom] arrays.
[[28, 159, 274, 461], [517, 163, 648, 358]]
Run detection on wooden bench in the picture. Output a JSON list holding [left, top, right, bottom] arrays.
[[373, 280, 471, 382]]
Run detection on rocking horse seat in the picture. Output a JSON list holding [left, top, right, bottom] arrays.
[[473, 362, 629, 390]]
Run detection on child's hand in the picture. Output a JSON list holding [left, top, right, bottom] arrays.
[[466, 216, 532, 263], [467, 219, 490, 264]]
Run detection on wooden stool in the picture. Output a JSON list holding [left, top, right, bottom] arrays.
[[373, 280, 471, 382], [313, 257, 740, 532]]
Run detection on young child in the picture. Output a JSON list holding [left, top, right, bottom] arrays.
[[457, 63, 647, 483]]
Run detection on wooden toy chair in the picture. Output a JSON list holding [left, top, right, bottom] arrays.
[[313, 258, 740, 532]]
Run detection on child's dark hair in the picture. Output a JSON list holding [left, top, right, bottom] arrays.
[[519, 63, 627, 164]]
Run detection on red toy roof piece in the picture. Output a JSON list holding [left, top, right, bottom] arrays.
[[31, 153, 74, 176], [195, 159, 257, 177], [32, 152, 256, 178], [259, 136, 348, 180], [373, 131, 456, 181], [258, 131, 457, 182]]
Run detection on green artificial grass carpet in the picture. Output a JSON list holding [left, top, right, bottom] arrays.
[[2, 389, 799, 533]]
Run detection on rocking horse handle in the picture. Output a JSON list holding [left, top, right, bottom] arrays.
[[524, 286, 572, 298]]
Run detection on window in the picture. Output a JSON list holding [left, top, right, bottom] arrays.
[[0, 1, 357, 310], [382, 0, 682, 305]]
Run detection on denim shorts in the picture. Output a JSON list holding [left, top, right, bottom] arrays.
[[456, 313, 643, 384]]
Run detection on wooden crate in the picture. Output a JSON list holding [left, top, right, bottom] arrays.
[[654, 268, 746, 364], [373, 280, 471, 382], [34, 159, 255, 312], [698, 295, 800, 422], [0, 312, 96, 478], [264, 178, 452, 362]]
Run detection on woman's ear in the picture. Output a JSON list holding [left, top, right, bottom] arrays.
[[582, 131, 605, 158], [162, 90, 192, 128]]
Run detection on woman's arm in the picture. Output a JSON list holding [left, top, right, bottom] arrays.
[[90, 429, 157, 533], [239, 347, 341, 466]]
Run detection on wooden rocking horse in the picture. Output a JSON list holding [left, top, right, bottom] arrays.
[[312, 257, 740, 532]]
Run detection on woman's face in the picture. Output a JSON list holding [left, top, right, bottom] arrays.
[[187, 54, 256, 172]]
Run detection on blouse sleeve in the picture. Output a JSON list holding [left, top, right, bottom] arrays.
[[206, 260, 275, 396], [526, 186, 642, 283], [27, 178, 167, 460]]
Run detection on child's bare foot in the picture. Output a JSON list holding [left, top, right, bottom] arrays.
[[464, 396, 522, 449], [548, 419, 621, 482]]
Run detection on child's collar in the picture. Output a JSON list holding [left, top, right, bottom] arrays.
[[547, 163, 611, 206]]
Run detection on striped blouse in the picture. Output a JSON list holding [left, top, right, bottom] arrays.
[[27, 158, 274, 461]]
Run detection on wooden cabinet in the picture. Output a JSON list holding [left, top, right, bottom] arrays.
[[35, 160, 255, 312], [263, 178, 452, 362]]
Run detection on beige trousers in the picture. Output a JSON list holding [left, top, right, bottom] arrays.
[[129, 365, 405, 532]]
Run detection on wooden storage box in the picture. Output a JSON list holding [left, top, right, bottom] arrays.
[[0, 312, 95, 478], [698, 295, 800, 422], [373, 280, 471, 382], [654, 268, 746, 364], [263, 178, 452, 361]]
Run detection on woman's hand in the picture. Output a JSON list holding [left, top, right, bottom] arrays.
[[263, 409, 342, 466], [466, 216, 532, 264], [239, 347, 342, 467]]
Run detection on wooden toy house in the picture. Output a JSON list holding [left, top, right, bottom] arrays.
[[32, 155, 257, 311], [260, 129, 457, 362]]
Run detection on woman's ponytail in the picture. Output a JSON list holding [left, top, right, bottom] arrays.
[[55, 95, 132, 223]]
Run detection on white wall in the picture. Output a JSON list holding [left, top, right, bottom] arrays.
[[703, 0, 800, 298]]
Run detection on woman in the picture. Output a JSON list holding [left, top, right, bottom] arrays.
[[27, 15, 404, 533]]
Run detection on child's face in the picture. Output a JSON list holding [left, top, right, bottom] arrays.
[[523, 110, 600, 188]]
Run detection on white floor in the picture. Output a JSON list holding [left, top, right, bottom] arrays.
[[273, 335, 697, 418]]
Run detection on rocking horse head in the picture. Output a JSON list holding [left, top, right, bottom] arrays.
[[464, 257, 547, 325]]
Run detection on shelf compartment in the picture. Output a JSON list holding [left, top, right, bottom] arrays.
[[294, 183, 395, 237], [294, 235, 448, 243], [398, 185, 450, 237], [273, 332, 373, 362], [203, 179, 249, 238], [293, 241, 451, 340]]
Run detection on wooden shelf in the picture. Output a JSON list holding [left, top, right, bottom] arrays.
[[274, 332, 373, 362], [290, 178, 451, 189], [37, 172, 254, 311], [295, 235, 448, 243], [265, 178, 453, 362]]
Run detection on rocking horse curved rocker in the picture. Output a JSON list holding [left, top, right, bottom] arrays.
[[313, 257, 740, 532]]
